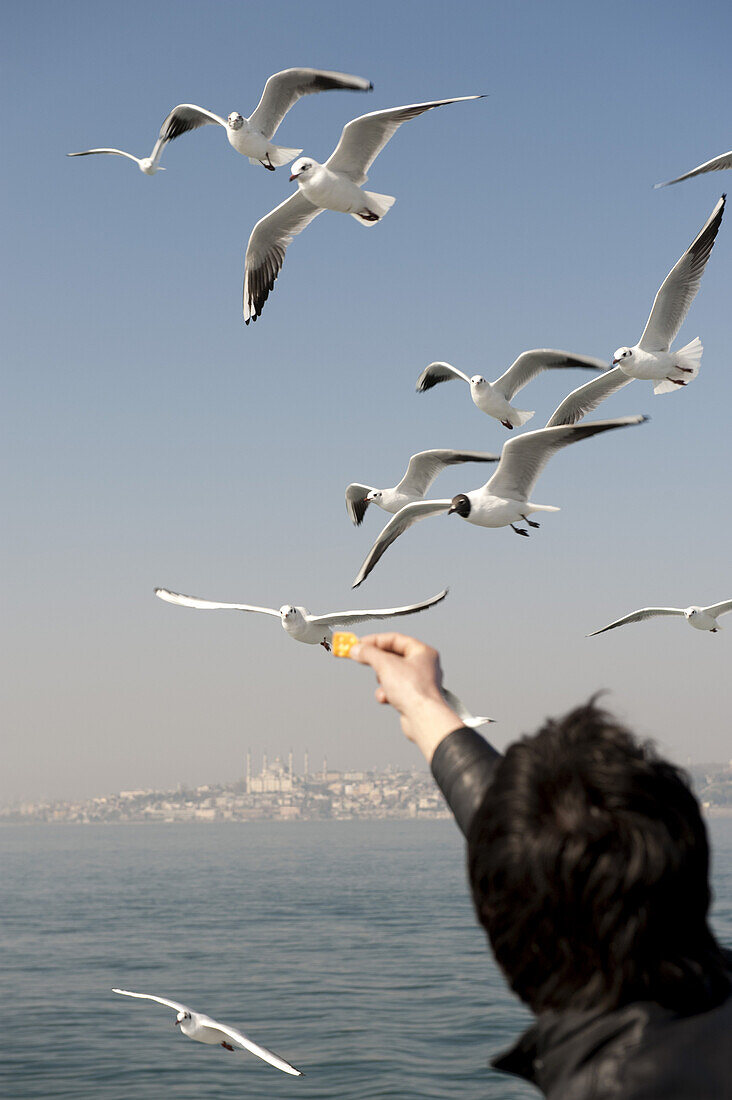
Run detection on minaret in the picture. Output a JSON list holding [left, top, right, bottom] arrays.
[[245, 749, 252, 793], [288, 750, 294, 779], [304, 749, 309, 778], [262, 751, 268, 775], [322, 754, 328, 779]]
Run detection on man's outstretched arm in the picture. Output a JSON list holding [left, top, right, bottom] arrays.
[[349, 633, 501, 835]]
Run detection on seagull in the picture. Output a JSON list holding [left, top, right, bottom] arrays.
[[416, 350, 607, 430], [607, 195, 725, 395], [346, 449, 499, 526], [656, 151, 732, 189], [112, 989, 302, 1076], [67, 134, 168, 175], [352, 416, 647, 587], [242, 95, 483, 322], [588, 599, 732, 636], [155, 587, 448, 651], [439, 688, 493, 728], [158, 68, 373, 171]]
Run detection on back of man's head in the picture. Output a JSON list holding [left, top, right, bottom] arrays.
[[468, 698, 730, 1015]]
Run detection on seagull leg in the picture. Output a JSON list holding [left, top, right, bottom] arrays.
[[667, 377, 688, 386], [510, 523, 530, 537], [521, 514, 540, 528], [357, 209, 380, 222], [676, 365, 694, 372], [221, 1042, 235, 1051], [711, 627, 719, 633], [260, 154, 276, 171], [501, 419, 514, 430], [320, 639, 332, 652]]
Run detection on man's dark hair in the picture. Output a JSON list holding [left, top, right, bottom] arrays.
[[467, 698, 730, 1014]]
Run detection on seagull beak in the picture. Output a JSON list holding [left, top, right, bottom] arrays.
[[174, 1019, 181, 1027], [612, 358, 619, 365], [289, 172, 298, 182], [447, 504, 456, 515]]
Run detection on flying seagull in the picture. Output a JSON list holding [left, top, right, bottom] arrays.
[[346, 448, 499, 526], [656, 151, 732, 189], [242, 95, 483, 322], [155, 587, 448, 651], [416, 350, 607, 430], [112, 989, 302, 1076], [67, 135, 168, 175], [545, 196, 725, 425], [588, 599, 732, 636], [608, 195, 725, 393], [352, 416, 647, 587], [158, 68, 373, 171]]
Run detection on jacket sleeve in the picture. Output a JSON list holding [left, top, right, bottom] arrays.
[[430, 728, 502, 836]]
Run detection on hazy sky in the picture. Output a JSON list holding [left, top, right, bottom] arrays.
[[3, 0, 732, 804]]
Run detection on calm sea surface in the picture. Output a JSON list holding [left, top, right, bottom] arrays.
[[2, 818, 731, 1099]]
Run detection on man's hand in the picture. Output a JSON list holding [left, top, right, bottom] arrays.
[[349, 633, 464, 762]]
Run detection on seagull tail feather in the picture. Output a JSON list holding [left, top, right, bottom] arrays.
[[350, 191, 396, 225], [653, 337, 703, 395], [509, 408, 534, 427], [265, 144, 303, 167]]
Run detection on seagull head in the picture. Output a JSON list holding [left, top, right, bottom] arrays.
[[612, 347, 633, 366], [685, 607, 701, 620], [448, 494, 471, 518], [174, 1011, 191, 1027], [227, 112, 244, 130], [289, 158, 315, 182], [365, 490, 382, 503], [469, 375, 487, 388], [279, 605, 299, 622]]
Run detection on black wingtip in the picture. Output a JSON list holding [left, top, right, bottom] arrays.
[[368, 82, 374, 91]]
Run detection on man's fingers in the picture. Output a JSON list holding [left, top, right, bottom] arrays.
[[375, 687, 388, 704], [353, 632, 428, 658]]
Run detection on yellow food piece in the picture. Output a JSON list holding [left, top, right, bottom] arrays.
[[332, 632, 359, 657]]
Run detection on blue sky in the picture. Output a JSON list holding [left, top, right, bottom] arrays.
[[3, 0, 732, 802]]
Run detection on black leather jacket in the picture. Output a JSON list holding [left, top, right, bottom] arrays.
[[430, 728, 732, 1099]]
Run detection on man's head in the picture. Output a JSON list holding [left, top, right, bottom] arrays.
[[468, 698, 729, 1015]]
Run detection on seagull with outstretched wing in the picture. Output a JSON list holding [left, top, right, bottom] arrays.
[[416, 350, 607, 430], [155, 586, 448, 651], [113, 989, 302, 1076], [656, 151, 732, 189], [609, 195, 724, 394], [588, 599, 732, 636], [345, 448, 499, 526], [159, 67, 373, 170], [352, 416, 647, 587], [242, 95, 483, 321]]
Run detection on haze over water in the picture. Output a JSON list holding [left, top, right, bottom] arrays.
[[3, 818, 732, 1099]]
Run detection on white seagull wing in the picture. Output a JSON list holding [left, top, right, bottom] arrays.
[[206, 1018, 303, 1076], [243, 191, 322, 323], [158, 104, 227, 144], [416, 361, 472, 392], [345, 483, 373, 526], [395, 449, 499, 497], [310, 588, 448, 627], [113, 988, 190, 1014], [587, 608, 685, 636], [352, 500, 451, 588], [544, 366, 633, 427], [486, 416, 647, 502], [638, 194, 725, 352], [655, 151, 732, 189], [155, 588, 280, 616], [67, 148, 141, 164], [248, 67, 372, 140], [325, 97, 482, 185], [492, 349, 607, 401], [702, 598, 732, 618], [440, 688, 493, 727]]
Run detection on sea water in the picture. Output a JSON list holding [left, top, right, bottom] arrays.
[[2, 818, 731, 1099]]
